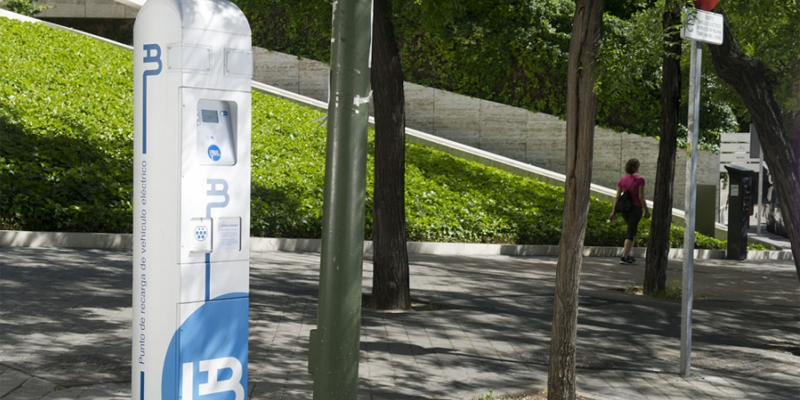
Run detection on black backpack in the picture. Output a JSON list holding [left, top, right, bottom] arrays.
[[615, 188, 633, 213]]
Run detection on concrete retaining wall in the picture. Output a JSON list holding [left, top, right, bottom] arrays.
[[38, 0, 138, 19], [253, 48, 720, 210]]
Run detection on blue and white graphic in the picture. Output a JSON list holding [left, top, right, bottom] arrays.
[[208, 145, 222, 162], [162, 296, 249, 400], [206, 179, 230, 217], [194, 226, 209, 241], [141, 43, 162, 155]]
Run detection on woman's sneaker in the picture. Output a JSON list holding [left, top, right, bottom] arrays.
[[620, 255, 634, 265]]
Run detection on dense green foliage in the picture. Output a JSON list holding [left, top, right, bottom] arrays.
[[597, 4, 739, 149], [250, 92, 622, 245], [392, 0, 574, 119], [233, 0, 739, 143], [249, 92, 725, 248], [234, 0, 573, 120], [0, 0, 50, 16], [715, 1, 800, 125], [234, 0, 331, 63], [0, 17, 726, 249], [0, 19, 133, 232]]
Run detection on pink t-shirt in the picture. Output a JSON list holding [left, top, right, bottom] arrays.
[[617, 174, 645, 208]]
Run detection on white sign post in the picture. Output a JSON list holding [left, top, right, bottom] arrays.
[[132, 0, 253, 398], [679, 6, 723, 377], [681, 8, 724, 45]]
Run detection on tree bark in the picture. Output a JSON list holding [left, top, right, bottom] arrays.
[[644, 5, 681, 295], [370, 0, 411, 310], [547, 1, 604, 399], [708, 15, 800, 280]]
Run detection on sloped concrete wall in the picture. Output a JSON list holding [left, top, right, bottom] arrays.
[[253, 48, 720, 210], [38, 0, 138, 18]]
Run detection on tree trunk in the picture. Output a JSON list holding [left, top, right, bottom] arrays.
[[708, 15, 800, 281], [644, 5, 681, 295], [370, 0, 411, 310], [547, 1, 604, 399]]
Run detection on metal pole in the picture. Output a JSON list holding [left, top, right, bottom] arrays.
[[681, 39, 701, 376], [757, 147, 764, 234], [310, 0, 373, 398]]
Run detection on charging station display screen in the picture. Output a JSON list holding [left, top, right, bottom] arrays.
[[201, 109, 219, 123], [197, 99, 236, 166]]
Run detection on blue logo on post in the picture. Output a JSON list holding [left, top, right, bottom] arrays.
[[162, 295, 248, 400], [141, 43, 162, 155], [208, 145, 222, 162]]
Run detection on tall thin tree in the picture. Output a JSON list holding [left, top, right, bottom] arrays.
[[370, 0, 411, 310], [547, 0, 604, 399], [644, 4, 682, 295]]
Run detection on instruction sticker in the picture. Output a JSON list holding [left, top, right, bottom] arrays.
[[218, 217, 241, 251]]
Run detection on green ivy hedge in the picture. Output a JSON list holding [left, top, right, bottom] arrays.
[[0, 17, 726, 249], [0, 19, 133, 232]]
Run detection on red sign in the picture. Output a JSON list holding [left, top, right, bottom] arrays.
[[694, 0, 719, 11]]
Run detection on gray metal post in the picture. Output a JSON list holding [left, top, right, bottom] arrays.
[[681, 39, 701, 376], [758, 149, 763, 234], [309, 0, 373, 398]]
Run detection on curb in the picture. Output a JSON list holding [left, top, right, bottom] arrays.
[[0, 230, 133, 250], [1, 230, 792, 260]]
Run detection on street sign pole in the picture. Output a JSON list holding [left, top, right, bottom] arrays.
[[679, 5, 722, 376], [310, 0, 373, 398], [681, 38, 702, 377]]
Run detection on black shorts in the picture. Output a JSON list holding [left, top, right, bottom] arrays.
[[621, 206, 643, 241]]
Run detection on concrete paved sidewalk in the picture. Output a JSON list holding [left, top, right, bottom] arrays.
[[1, 247, 798, 399]]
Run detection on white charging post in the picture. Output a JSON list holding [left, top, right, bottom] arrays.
[[132, 0, 252, 398]]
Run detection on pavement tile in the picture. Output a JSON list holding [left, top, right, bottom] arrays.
[[1, 248, 799, 400]]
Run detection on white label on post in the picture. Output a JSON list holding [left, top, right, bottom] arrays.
[[218, 217, 241, 251]]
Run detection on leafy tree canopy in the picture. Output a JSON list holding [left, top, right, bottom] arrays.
[[232, 0, 770, 145], [714, 0, 800, 122], [597, 2, 740, 149]]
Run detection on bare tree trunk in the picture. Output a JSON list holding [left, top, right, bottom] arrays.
[[547, 1, 604, 399], [644, 5, 681, 295], [370, 0, 411, 310], [708, 15, 800, 281]]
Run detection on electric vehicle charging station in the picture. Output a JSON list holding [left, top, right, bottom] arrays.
[[132, 0, 252, 398]]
